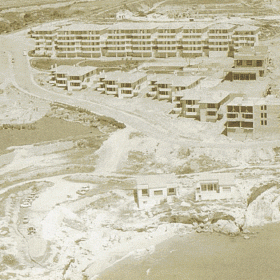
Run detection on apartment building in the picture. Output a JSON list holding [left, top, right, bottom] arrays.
[[225, 46, 269, 81], [33, 26, 59, 56], [181, 22, 209, 57], [56, 24, 108, 58], [134, 175, 178, 209], [232, 25, 260, 51], [49, 65, 97, 91], [154, 23, 183, 58], [195, 173, 236, 201], [96, 71, 148, 98], [226, 95, 280, 140], [148, 74, 203, 101], [105, 22, 159, 58], [208, 23, 236, 57], [174, 89, 231, 122], [33, 22, 260, 58]]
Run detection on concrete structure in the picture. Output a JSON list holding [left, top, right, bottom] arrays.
[[96, 71, 148, 98], [134, 175, 178, 208], [226, 95, 280, 140], [34, 22, 260, 58], [195, 173, 236, 201], [224, 46, 269, 81], [148, 74, 203, 101], [181, 22, 209, 57], [208, 23, 236, 57], [33, 26, 59, 56], [174, 89, 231, 122], [56, 24, 108, 58], [232, 25, 260, 51], [49, 65, 97, 91]]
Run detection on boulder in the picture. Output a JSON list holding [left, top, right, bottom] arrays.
[[212, 220, 240, 236]]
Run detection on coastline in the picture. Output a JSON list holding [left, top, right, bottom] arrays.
[[97, 222, 280, 280]]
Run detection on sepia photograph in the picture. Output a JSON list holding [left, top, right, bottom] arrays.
[[0, 0, 280, 279]]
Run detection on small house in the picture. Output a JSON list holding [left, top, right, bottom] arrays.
[[134, 174, 178, 208]]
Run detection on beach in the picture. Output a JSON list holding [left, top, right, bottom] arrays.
[[99, 222, 280, 280]]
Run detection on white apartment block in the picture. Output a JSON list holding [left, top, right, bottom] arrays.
[[208, 23, 236, 57], [173, 89, 231, 122], [96, 71, 148, 98], [56, 24, 108, 58], [33, 26, 59, 56], [33, 23, 260, 58], [232, 25, 260, 51], [49, 65, 97, 91], [148, 74, 204, 101], [226, 96, 280, 140]]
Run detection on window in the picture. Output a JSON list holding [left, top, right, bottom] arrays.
[[246, 60, 252, 66], [261, 120, 267, 125], [167, 188, 176, 195], [154, 190, 163, 196], [257, 60, 263, 67], [261, 113, 267, 118], [207, 111, 216, 116], [142, 189, 148, 196], [201, 184, 207, 191], [207, 103, 216, 108], [237, 60, 242, 66], [261, 105, 267, 110]]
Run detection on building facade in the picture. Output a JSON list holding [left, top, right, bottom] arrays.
[[195, 173, 236, 201], [226, 96, 280, 140], [174, 89, 231, 122], [134, 175, 178, 209], [49, 65, 97, 91], [225, 46, 269, 81], [96, 71, 148, 98], [33, 23, 260, 58]]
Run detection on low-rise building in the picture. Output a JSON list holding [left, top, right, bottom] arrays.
[[174, 89, 231, 122], [134, 175, 178, 208], [226, 95, 280, 140], [232, 25, 260, 51], [96, 71, 148, 98], [195, 173, 236, 201], [50, 65, 97, 91], [225, 46, 269, 81], [148, 74, 203, 101]]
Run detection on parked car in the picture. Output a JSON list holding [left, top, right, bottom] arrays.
[[22, 217, 29, 224], [27, 227, 36, 235], [76, 189, 87, 195], [20, 201, 31, 208]]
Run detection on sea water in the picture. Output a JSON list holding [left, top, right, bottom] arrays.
[[99, 222, 280, 280]]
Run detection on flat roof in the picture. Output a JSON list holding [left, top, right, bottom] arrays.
[[109, 22, 159, 30], [60, 24, 109, 31], [136, 174, 177, 189], [54, 65, 97, 76], [181, 22, 211, 29], [180, 89, 230, 103], [227, 97, 259, 106], [102, 71, 147, 83], [255, 95, 280, 106], [209, 23, 236, 30], [198, 173, 235, 186], [234, 25, 260, 32], [33, 25, 59, 32], [154, 74, 203, 87]]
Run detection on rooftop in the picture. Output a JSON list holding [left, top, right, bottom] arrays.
[[60, 24, 109, 31], [234, 25, 260, 32], [53, 65, 97, 76], [227, 97, 259, 106], [180, 89, 230, 103], [108, 22, 159, 30], [209, 23, 236, 30], [198, 173, 235, 186], [102, 71, 147, 83], [152, 74, 203, 87], [136, 174, 177, 189]]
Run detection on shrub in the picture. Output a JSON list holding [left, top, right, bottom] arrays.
[[2, 254, 18, 267]]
